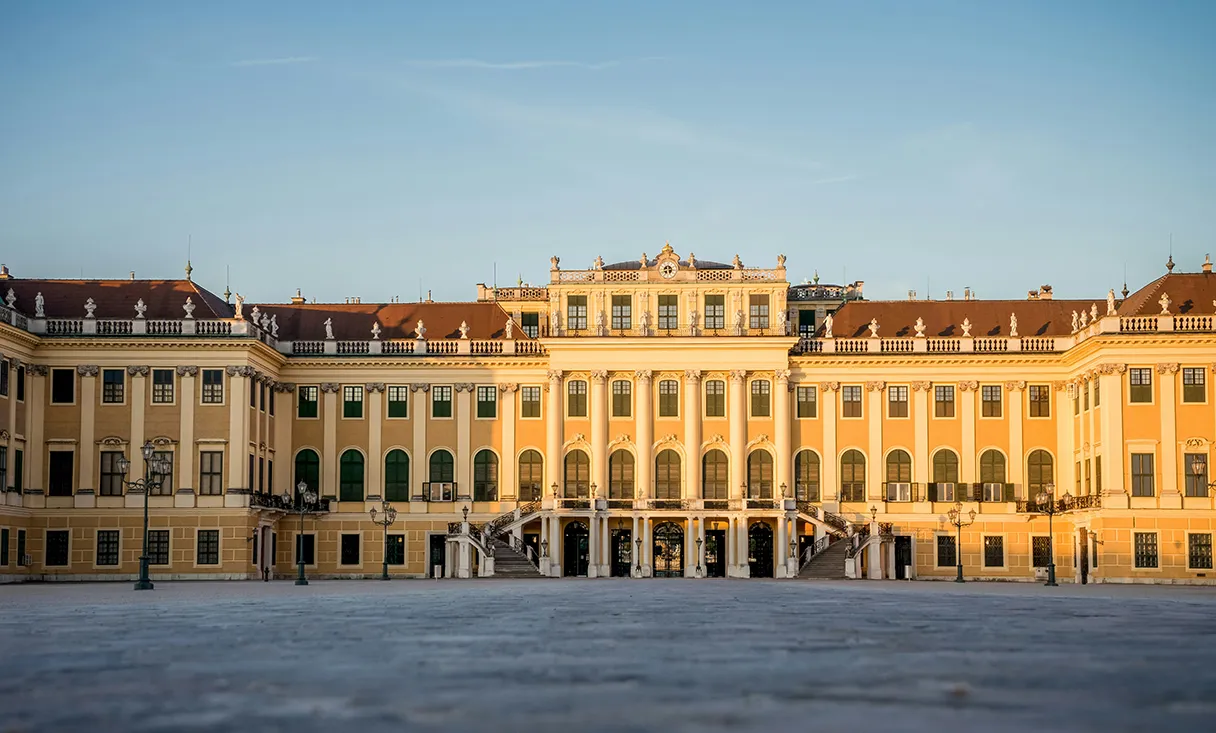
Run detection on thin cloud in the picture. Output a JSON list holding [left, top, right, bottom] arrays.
[[807, 174, 859, 185], [404, 57, 664, 71], [230, 56, 316, 67]]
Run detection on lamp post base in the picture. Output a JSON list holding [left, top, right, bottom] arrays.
[[295, 561, 308, 586], [133, 579, 154, 591], [294, 578, 309, 586], [955, 565, 965, 583], [134, 557, 154, 590], [1045, 562, 1058, 586]]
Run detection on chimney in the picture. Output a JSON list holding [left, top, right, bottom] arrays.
[[1204, 254, 1212, 274], [1038, 284, 1053, 300], [0, 264, 10, 280], [290, 289, 305, 304], [945, 290, 953, 301], [907, 290, 917, 301], [1027, 290, 1039, 301], [963, 287, 971, 301], [426, 289, 433, 303], [130, 271, 136, 280]]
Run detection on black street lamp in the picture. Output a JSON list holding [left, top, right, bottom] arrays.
[[289, 480, 317, 585], [369, 499, 398, 581], [1189, 455, 1216, 494], [116, 441, 171, 591], [634, 537, 642, 575], [1035, 483, 1069, 587], [946, 502, 976, 583], [696, 536, 704, 577]]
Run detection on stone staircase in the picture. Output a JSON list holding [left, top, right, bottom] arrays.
[[488, 538, 544, 578], [798, 537, 850, 579]]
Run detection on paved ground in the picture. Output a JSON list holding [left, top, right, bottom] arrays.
[[1, 580, 1214, 733]]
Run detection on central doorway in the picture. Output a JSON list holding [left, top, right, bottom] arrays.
[[704, 529, 727, 577], [611, 527, 633, 577], [894, 536, 913, 579], [428, 534, 446, 578], [653, 522, 684, 578], [748, 522, 774, 578], [563, 521, 590, 577]]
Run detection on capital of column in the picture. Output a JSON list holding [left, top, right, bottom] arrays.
[[775, 368, 791, 386], [728, 370, 747, 384], [273, 382, 297, 393], [365, 382, 386, 393], [77, 365, 99, 377], [957, 380, 978, 392], [498, 382, 519, 393], [175, 365, 198, 377], [28, 364, 48, 377], [226, 365, 256, 378], [683, 369, 701, 384], [409, 383, 430, 393], [453, 383, 475, 393], [547, 370, 564, 383], [127, 365, 150, 377], [819, 381, 839, 392], [319, 383, 341, 393], [864, 380, 886, 392], [1004, 380, 1026, 391], [590, 370, 608, 384], [1155, 362, 1180, 375], [910, 381, 932, 391], [634, 369, 652, 383]]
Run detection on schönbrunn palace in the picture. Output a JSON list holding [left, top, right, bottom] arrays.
[[1, 244, 1214, 585]]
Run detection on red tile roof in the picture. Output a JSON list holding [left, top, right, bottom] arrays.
[[2, 279, 232, 320], [1118, 272, 1216, 316], [827, 298, 1102, 338], [253, 301, 518, 341]]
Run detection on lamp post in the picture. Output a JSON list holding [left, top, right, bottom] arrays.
[[291, 480, 317, 586], [369, 499, 398, 581], [634, 537, 642, 575], [946, 502, 976, 583], [1035, 483, 1069, 587], [1189, 455, 1216, 494], [870, 505, 878, 523], [696, 536, 703, 577], [116, 441, 170, 591]]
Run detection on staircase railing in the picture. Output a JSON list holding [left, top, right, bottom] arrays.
[[480, 500, 542, 540], [795, 500, 852, 538], [799, 535, 837, 570], [506, 535, 540, 569], [846, 525, 872, 560]]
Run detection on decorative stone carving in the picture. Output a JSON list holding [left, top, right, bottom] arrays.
[[1107, 289, 1117, 315], [28, 365, 48, 377], [151, 435, 174, 446], [0, 429, 11, 442], [777, 309, 787, 335], [99, 435, 125, 446], [910, 381, 932, 391], [319, 383, 341, 393], [34, 291, 44, 317], [250, 305, 260, 326], [1090, 303, 1098, 322], [365, 383, 386, 393], [1004, 380, 1026, 391], [459, 321, 470, 339], [270, 314, 279, 338], [370, 322, 381, 340], [633, 369, 652, 383], [913, 317, 926, 338], [546, 370, 563, 383], [1079, 310, 1088, 328], [819, 381, 839, 392], [1009, 313, 1018, 338], [960, 317, 972, 337], [1184, 437, 1209, 449], [609, 434, 631, 447], [864, 381, 885, 392], [728, 370, 747, 384], [127, 365, 150, 377], [709, 433, 726, 444], [1159, 292, 1171, 314], [1156, 362, 1180, 375], [4, 289, 14, 308], [173, 365, 197, 377], [868, 318, 879, 338], [658, 433, 679, 444], [409, 383, 431, 393], [595, 310, 607, 335], [775, 369, 791, 385], [134, 299, 147, 318], [84, 298, 96, 318], [550, 255, 560, 271], [689, 309, 699, 330], [589, 370, 608, 384], [503, 318, 514, 340], [823, 312, 833, 338], [1071, 311, 1079, 332], [777, 253, 786, 268], [273, 382, 296, 393], [732, 310, 744, 335], [453, 383, 475, 393], [261, 313, 271, 332], [323, 318, 334, 340], [1052, 380, 1068, 391], [592, 255, 604, 270], [183, 297, 195, 319], [683, 369, 701, 382], [77, 365, 99, 377], [498, 383, 518, 393], [957, 381, 979, 391], [1066, 382, 1077, 398], [732, 254, 743, 269]]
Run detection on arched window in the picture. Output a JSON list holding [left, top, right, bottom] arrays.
[[384, 449, 409, 502], [794, 450, 820, 501], [747, 450, 774, 499], [702, 450, 729, 500], [473, 450, 498, 501], [980, 450, 1007, 484], [885, 449, 912, 501], [840, 450, 866, 502], [654, 449, 682, 500], [518, 449, 544, 501], [339, 450, 364, 502], [1027, 450, 1054, 494], [932, 449, 959, 483], [608, 450, 634, 499], [294, 449, 320, 496], [564, 450, 590, 498], [429, 450, 454, 483]]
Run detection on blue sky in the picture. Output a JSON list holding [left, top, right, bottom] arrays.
[[1, 1, 1213, 303]]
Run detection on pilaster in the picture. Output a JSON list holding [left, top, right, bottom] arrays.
[[272, 382, 293, 493], [1097, 364, 1126, 502], [77, 365, 98, 493], [590, 371, 608, 497], [820, 382, 839, 504], [774, 370, 791, 496], [129, 365, 148, 479], [683, 370, 702, 500], [1006, 381, 1025, 496], [1054, 381, 1073, 495], [728, 370, 747, 500], [911, 382, 931, 485], [635, 370, 653, 499], [959, 381, 977, 483], [410, 384, 429, 500], [320, 382, 339, 498], [177, 366, 197, 492], [499, 384, 518, 499], [1157, 363, 1180, 502], [367, 383, 385, 498], [455, 383, 472, 497], [865, 381, 885, 500], [546, 371, 563, 492], [28, 365, 46, 490]]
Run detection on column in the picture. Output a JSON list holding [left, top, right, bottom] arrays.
[[590, 371, 608, 497], [737, 513, 750, 577], [588, 510, 599, 577], [367, 383, 384, 499], [776, 513, 787, 578], [77, 366, 98, 492], [728, 370, 747, 500], [1098, 365, 1126, 499], [546, 371, 563, 493], [632, 514, 640, 577], [455, 384, 472, 498], [959, 382, 977, 486], [28, 366, 46, 490], [683, 370, 702, 501], [129, 365, 148, 473], [642, 516, 652, 576], [1007, 381, 1025, 497], [320, 382, 339, 498], [601, 515, 611, 577], [635, 370, 653, 499], [1054, 381, 1073, 496], [499, 384, 517, 499], [821, 383, 839, 505], [683, 516, 696, 577], [178, 367, 197, 491], [774, 370, 791, 498], [726, 516, 735, 574], [550, 515, 562, 577], [1158, 363, 1180, 502], [1086, 376, 1098, 495], [866, 382, 884, 501], [5, 361, 16, 447], [411, 384, 429, 499], [249, 374, 262, 489], [698, 518, 706, 577], [912, 382, 930, 486], [226, 367, 250, 491]]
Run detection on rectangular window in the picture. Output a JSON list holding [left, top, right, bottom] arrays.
[[705, 380, 725, 417], [151, 369, 174, 403], [1085, 460, 1092, 494], [610, 295, 632, 330], [1028, 385, 1050, 417], [1031, 536, 1051, 568], [796, 386, 817, 418], [100, 451, 125, 496], [16, 365, 24, 401], [248, 454, 255, 492], [201, 369, 224, 404], [1075, 461, 1082, 495], [199, 451, 223, 495], [340, 534, 361, 565], [101, 369, 125, 403], [0, 360, 8, 396], [343, 386, 364, 418], [259, 383, 267, 412], [46, 530, 69, 566], [0, 528, 8, 566], [258, 457, 265, 492], [17, 529, 26, 566], [295, 534, 316, 565], [1129, 368, 1152, 403], [250, 380, 257, 407], [658, 380, 679, 417], [1083, 381, 1090, 411], [748, 294, 770, 329], [1183, 367, 1206, 403], [612, 381, 632, 418], [431, 386, 452, 418], [935, 385, 955, 417], [477, 386, 497, 419], [1134, 532, 1158, 568], [0, 446, 5, 494], [657, 295, 678, 330], [750, 380, 770, 417], [269, 388, 275, 416], [51, 368, 75, 404], [151, 451, 174, 495], [1131, 453, 1155, 497], [797, 309, 816, 337], [197, 529, 220, 565], [48, 451, 74, 496], [1189, 533, 1213, 570], [521, 312, 539, 338], [983, 536, 1004, 568], [567, 380, 587, 417], [387, 386, 409, 418], [704, 295, 725, 330], [1093, 378, 1100, 406], [888, 386, 908, 418], [1095, 458, 1102, 493], [521, 386, 541, 418], [567, 295, 588, 330], [387, 534, 405, 565], [12, 449, 21, 492], [842, 386, 862, 418], [1185, 453, 1209, 497], [298, 386, 319, 418], [936, 535, 957, 567], [981, 385, 1002, 417], [96, 529, 120, 566]]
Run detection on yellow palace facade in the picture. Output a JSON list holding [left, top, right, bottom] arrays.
[[1, 245, 1214, 585]]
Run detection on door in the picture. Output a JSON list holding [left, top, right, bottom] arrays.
[[894, 536, 913, 580], [428, 534, 446, 578], [1078, 528, 1089, 584], [748, 522, 774, 578], [611, 528, 632, 577], [563, 522, 590, 577], [705, 529, 726, 578], [652, 522, 684, 578]]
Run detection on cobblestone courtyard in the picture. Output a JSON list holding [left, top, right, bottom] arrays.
[[1, 579, 1214, 732]]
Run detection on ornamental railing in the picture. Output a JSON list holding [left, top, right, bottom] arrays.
[[1016, 493, 1102, 513], [250, 492, 330, 513]]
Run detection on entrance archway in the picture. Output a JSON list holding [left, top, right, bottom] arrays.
[[563, 521, 590, 577], [748, 522, 774, 578], [653, 522, 685, 578]]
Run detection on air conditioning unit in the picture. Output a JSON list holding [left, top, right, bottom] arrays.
[[935, 483, 956, 502], [982, 483, 1004, 502], [887, 482, 912, 502], [427, 482, 455, 502], [19, 554, 32, 567]]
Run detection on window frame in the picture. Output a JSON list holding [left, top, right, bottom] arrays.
[[750, 380, 771, 418], [611, 379, 632, 418], [887, 385, 909, 418], [796, 386, 817, 419], [841, 385, 863, 419], [1133, 531, 1158, 569], [199, 450, 224, 496], [151, 368, 175, 404], [95, 529, 120, 567], [748, 294, 770, 330], [297, 385, 320, 419], [386, 385, 409, 419], [980, 385, 1002, 418], [100, 368, 126, 404], [610, 294, 632, 330], [339, 533, 361, 566], [566, 380, 588, 418], [1187, 532, 1213, 570], [1028, 384, 1051, 418], [703, 294, 725, 330], [196, 529, 220, 566], [658, 379, 679, 418], [704, 380, 726, 418], [657, 294, 679, 330], [1130, 452, 1155, 497], [566, 295, 588, 331], [45, 529, 70, 567], [200, 369, 225, 405], [520, 386, 542, 419], [50, 368, 76, 405], [936, 535, 957, 568], [1182, 367, 1206, 404], [476, 385, 498, 420], [1128, 368, 1153, 404], [982, 535, 1006, 569], [1184, 452, 1209, 497], [934, 385, 955, 418], [99, 450, 125, 496], [148, 529, 170, 565], [48, 449, 74, 497], [431, 385, 453, 419], [384, 449, 410, 502], [342, 385, 364, 419]]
